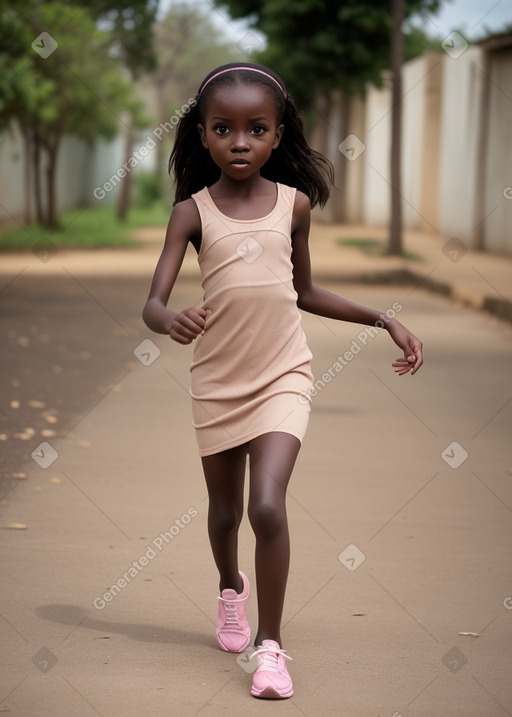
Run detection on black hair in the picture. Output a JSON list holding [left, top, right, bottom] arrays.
[[168, 62, 334, 208]]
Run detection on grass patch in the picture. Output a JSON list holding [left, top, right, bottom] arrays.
[[0, 202, 171, 252], [338, 237, 422, 261]]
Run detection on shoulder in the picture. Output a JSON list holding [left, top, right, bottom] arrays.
[[291, 190, 311, 235], [168, 196, 202, 239], [293, 190, 311, 212]]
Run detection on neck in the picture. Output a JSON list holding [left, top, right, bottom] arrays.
[[215, 171, 266, 197]]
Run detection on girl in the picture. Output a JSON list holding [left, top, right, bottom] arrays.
[[143, 62, 423, 700]]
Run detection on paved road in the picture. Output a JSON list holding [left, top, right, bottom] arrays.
[[1, 273, 511, 716]]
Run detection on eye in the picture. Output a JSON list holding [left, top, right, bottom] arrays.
[[214, 124, 229, 135], [251, 126, 267, 136]]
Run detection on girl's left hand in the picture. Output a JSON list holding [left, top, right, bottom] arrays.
[[386, 319, 423, 375]]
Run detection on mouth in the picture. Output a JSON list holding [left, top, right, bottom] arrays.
[[230, 159, 250, 166]]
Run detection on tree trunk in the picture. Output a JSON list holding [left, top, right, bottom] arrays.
[[155, 76, 167, 188], [32, 128, 44, 225], [389, 0, 404, 256], [116, 123, 135, 221], [20, 125, 32, 225], [44, 140, 60, 229]]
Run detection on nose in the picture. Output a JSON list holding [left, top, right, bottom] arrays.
[[231, 131, 249, 151]]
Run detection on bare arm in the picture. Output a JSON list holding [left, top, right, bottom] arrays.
[[291, 192, 423, 375], [142, 199, 206, 344]]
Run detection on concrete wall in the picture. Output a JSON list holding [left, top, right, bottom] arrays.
[[480, 47, 512, 253], [437, 46, 483, 242], [362, 77, 391, 227], [316, 38, 512, 254], [0, 124, 124, 226]]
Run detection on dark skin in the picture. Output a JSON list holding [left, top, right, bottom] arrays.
[[143, 82, 423, 647]]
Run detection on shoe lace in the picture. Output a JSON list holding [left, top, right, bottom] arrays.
[[249, 644, 292, 670], [217, 595, 245, 630]]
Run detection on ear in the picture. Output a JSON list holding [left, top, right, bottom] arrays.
[[197, 123, 208, 149], [272, 124, 284, 150]]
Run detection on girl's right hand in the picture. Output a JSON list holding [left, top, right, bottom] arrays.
[[169, 307, 207, 344]]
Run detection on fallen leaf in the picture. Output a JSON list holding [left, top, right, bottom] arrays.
[[28, 400, 46, 409], [13, 473, 27, 480], [458, 632, 480, 637], [49, 477, 61, 484], [1, 522, 28, 530], [10, 400, 20, 409]]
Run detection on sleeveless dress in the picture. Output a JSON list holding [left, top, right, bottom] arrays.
[[190, 182, 314, 457]]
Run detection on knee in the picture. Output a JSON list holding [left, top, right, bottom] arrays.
[[248, 501, 286, 541], [209, 506, 242, 536]]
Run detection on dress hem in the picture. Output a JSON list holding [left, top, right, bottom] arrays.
[[196, 425, 306, 457]]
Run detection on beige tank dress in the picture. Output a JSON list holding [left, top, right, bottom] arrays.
[[190, 182, 314, 457]]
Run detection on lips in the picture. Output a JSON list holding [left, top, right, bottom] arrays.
[[230, 159, 250, 165]]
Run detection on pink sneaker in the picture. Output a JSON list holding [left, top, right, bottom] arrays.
[[215, 571, 250, 653], [250, 639, 293, 699]]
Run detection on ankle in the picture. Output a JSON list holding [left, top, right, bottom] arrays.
[[255, 633, 281, 647], [219, 574, 244, 594]]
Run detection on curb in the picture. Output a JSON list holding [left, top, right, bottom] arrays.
[[311, 268, 512, 325]]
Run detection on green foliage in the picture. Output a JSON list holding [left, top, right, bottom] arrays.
[[0, 3, 136, 142], [151, 2, 244, 116], [403, 23, 443, 61], [0, 203, 170, 251], [338, 237, 422, 261], [134, 170, 163, 207], [59, 0, 159, 76], [214, 0, 442, 106], [0, 1, 143, 227]]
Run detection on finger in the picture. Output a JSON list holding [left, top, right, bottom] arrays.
[[169, 330, 192, 345], [186, 308, 208, 334], [180, 313, 206, 336], [409, 344, 423, 375], [170, 321, 200, 343]]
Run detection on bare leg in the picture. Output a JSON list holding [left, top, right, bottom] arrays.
[[201, 443, 247, 594], [247, 432, 301, 647]]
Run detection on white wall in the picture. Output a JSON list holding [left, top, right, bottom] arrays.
[[437, 46, 484, 242], [0, 122, 124, 226], [362, 78, 391, 226], [481, 48, 512, 253]]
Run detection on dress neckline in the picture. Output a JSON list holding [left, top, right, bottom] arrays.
[[204, 183, 281, 223]]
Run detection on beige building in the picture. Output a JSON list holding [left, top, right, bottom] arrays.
[[312, 32, 512, 255]]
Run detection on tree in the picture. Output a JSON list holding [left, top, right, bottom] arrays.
[[214, 0, 442, 254], [67, 0, 159, 77], [389, 0, 404, 256], [145, 2, 243, 196], [64, 0, 159, 221], [0, 2, 136, 228]]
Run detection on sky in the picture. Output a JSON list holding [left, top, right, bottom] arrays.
[[158, 0, 512, 42], [411, 0, 512, 39]]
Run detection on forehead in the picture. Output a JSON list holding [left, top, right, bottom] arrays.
[[203, 82, 278, 119]]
